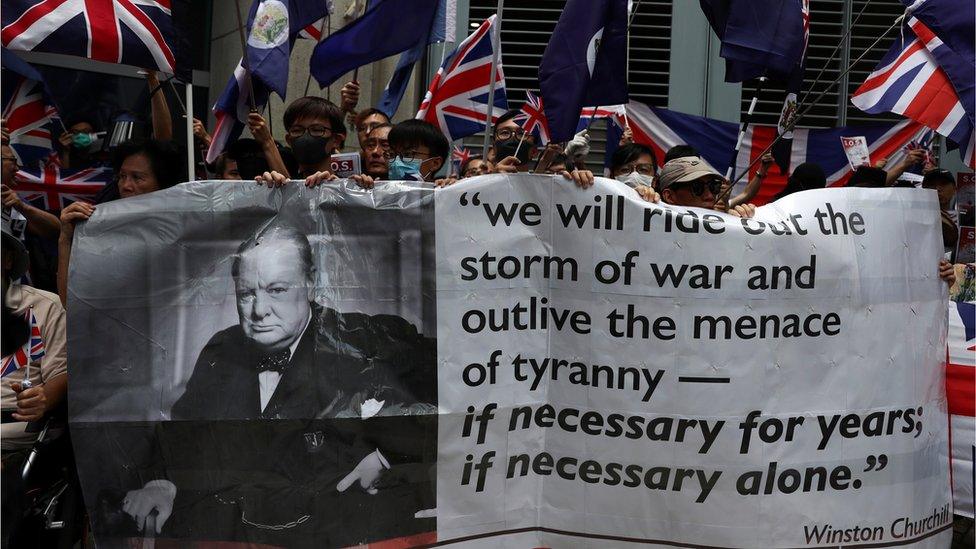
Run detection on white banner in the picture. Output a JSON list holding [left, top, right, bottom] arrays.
[[435, 174, 951, 547]]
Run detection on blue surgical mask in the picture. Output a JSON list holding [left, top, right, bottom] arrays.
[[388, 156, 423, 181]]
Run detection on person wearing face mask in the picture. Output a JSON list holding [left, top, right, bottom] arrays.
[[350, 120, 449, 190], [489, 110, 537, 173], [607, 144, 661, 204], [58, 118, 104, 170], [256, 97, 347, 188]]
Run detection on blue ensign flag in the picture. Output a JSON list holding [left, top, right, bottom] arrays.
[[699, 0, 806, 84], [310, 0, 439, 89], [539, 0, 629, 143]]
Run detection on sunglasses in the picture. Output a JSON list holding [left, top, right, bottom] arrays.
[[671, 177, 722, 197]]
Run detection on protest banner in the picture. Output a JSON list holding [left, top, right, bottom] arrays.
[[67, 175, 951, 547]]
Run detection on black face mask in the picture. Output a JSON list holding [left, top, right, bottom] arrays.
[[290, 134, 329, 166], [235, 155, 270, 181], [494, 138, 532, 165]]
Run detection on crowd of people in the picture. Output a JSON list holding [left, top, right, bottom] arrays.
[[0, 72, 964, 546]]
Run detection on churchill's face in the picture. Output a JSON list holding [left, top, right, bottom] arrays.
[[235, 243, 313, 352]]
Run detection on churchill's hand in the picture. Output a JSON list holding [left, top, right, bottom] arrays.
[[123, 479, 176, 534], [337, 450, 388, 495]]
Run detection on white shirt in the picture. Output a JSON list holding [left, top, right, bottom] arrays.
[[258, 311, 312, 412]]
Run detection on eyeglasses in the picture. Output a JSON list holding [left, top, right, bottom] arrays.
[[617, 163, 654, 176], [1, 155, 19, 163], [463, 166, 489, 177], [357, 122, 383, 134], [672, 177, 723, 197], [387, 149, 432, 163], [287, 125, 333, 139], [495, 128, 532, 141]]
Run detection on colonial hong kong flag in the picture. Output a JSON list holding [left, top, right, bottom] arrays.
[[1, 308, 45, 378], [15, 164, 111, 211], [618, 101, 928, 204], [947, 299, 975, 518], [515, 91, 551, 146], [1, 0, 191, 79], [416, 15, 508, 142], [851, 15, 974, 168]]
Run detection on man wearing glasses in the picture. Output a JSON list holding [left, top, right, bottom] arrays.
[[1, 143, 60, 241], [360, 123, 392, 179], [256, 97, 347, 187], [657, 156, 756, 219]]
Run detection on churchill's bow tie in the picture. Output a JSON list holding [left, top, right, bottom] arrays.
[[256, 349, 291, 373]]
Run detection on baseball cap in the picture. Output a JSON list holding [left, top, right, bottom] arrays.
[[1, 210, 28, 279], [657, 156, 722, 190]]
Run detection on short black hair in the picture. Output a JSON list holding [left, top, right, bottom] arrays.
[[283, 96, 345, 136], [112, 138, 185, 189], [354, 108, 390, 128], [847, 166, 888, 188], [227, 138, 263, 160], [611, 143, 657, 172], [231, 226, 314, 283], [664, 144, 699, 163], [494, 109, 522, 130], [922, 168, 954, 188], [389, 119, 449, 161], [64, 114, 99, 132]]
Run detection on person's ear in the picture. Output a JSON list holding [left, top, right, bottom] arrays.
[[661, 188, 675, 204], [429, 157, 444, 175]]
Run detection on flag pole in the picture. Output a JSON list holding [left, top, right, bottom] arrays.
[[724, 74, 767, 183], [304, 16, 330, 96], [233, 0, 257, 112], [481, 0, 505, 159], [185, 82, 195, 180]]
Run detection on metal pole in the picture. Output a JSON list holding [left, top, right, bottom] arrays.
[[725, 75, 767, 182], [185, 82, 195, 180], [233, 0, 257, 111], [481, 0, 505, 159]]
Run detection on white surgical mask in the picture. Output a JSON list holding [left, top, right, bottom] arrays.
[[616, 171, 654, 189]]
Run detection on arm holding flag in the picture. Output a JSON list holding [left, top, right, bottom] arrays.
[[146, 71, 173, 142]]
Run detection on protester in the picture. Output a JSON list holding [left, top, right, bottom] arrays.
[[564, 129, 591, 168], [353, 108, 391, 148], [922, 168, 959, 256], [1, 214, 69, 547], [543, 152, 569, 175], [657, 156, 755, 218], [256, 97, 346, 186], [57, 139, 184, 305], [774, 162, 827, 200], [460, 156, 492, 178], [488, 109, 595, 189], [2, 143, 60, 239], [57, 117, 102, 170], [490, 109, 537, 172], [354, 119, 448, 189], [361, 123, 392, 179], [212, 152, 240, 180], [609, 144, 656, 186], [728, 152, 774, 207]]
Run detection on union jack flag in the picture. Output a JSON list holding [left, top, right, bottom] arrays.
[[1, 0, 186, 77], [1, 308, 45, 378], [15, 164, 111, 211], [851, 16, 974, 168], [575, 104, 627, 133], [1, 48, 58, 168], [515, 91, 551, 145], [416, 15, 508, 142], [451, 145, 471, 174]]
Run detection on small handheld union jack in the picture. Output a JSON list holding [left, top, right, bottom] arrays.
[[1, 307, 45, 379], [514, 91, 551, 146], [451, 145, 472, 175]]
